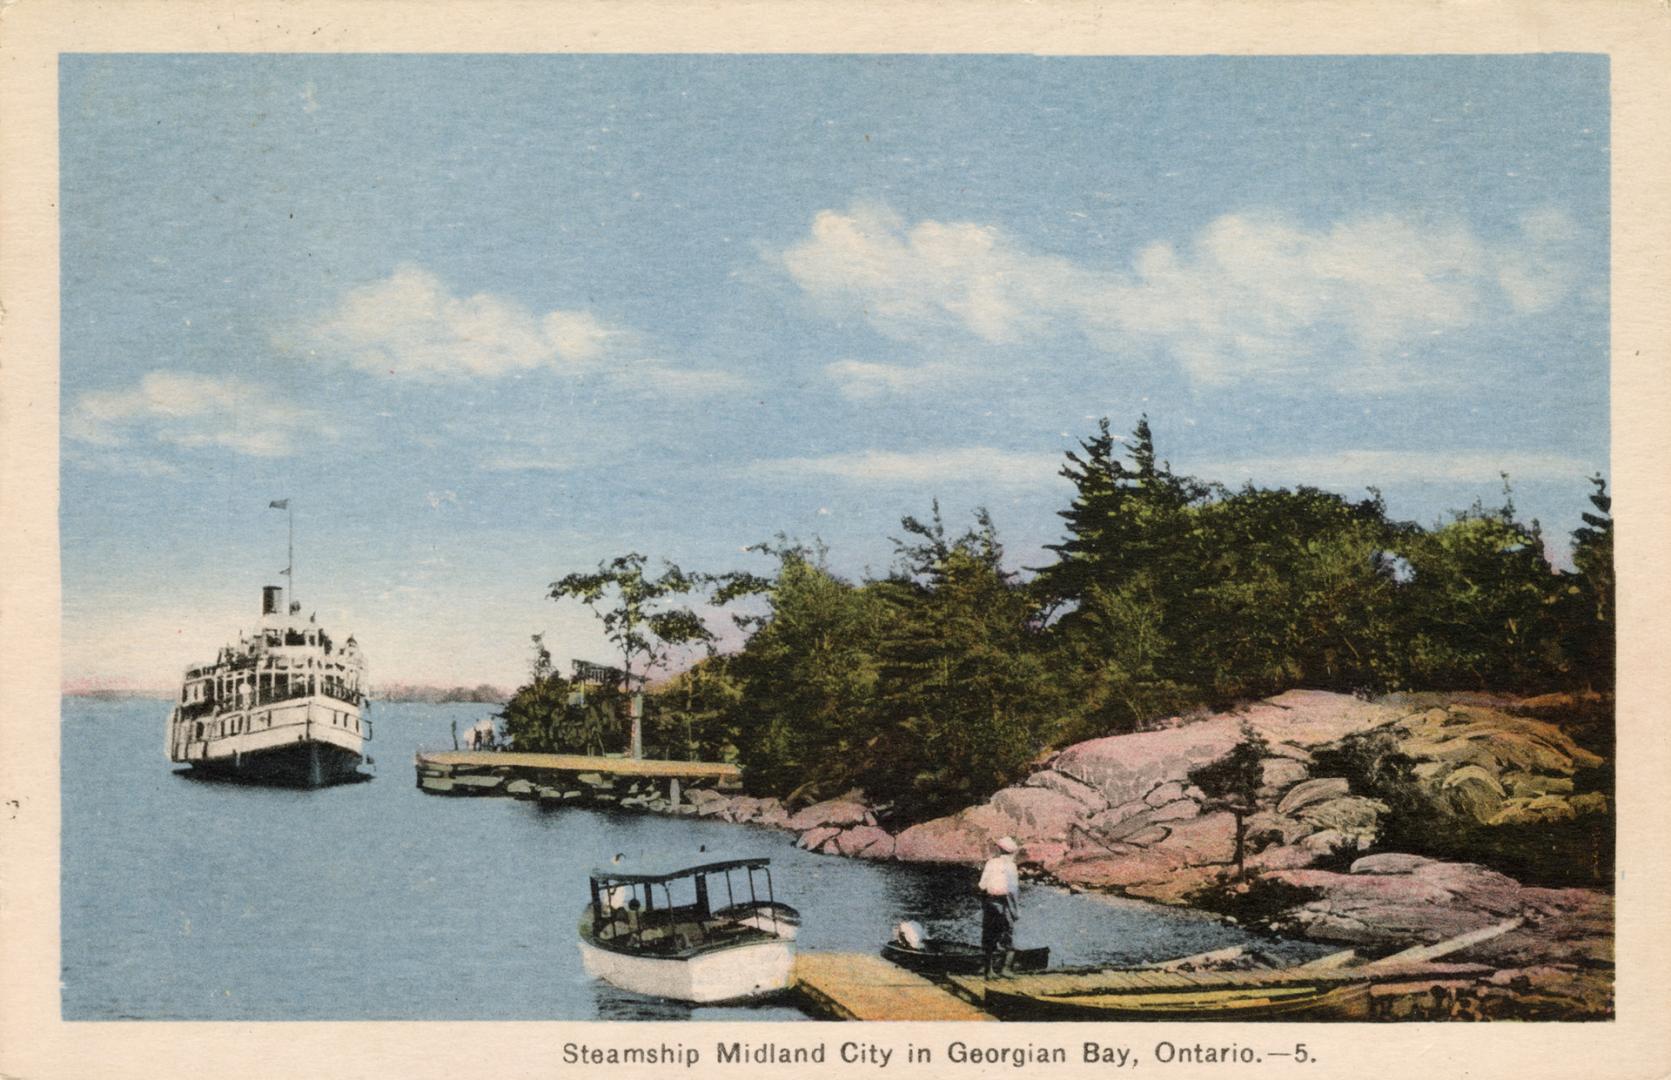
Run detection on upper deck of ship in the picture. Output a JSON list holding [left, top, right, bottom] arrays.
[[176, 585, 366, 717]]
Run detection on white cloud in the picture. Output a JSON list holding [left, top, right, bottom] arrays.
[[1191, 449, 1594, 487], [299, 266, 746, 399], [67, 371, 328, 460], [778, 203, 1585, 388], [824, 359, 960, 400], [781, 203, 1092, 345], [751, 447, 1065, 489], [302, 264, 629, 380]]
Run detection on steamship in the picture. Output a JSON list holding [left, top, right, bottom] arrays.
[[166, 582, 371, 787]]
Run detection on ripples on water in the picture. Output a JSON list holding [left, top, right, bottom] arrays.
[[62, 698, 1325, 1020]]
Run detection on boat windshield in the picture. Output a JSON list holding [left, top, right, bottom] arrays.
[[586, 858, 782, 951]]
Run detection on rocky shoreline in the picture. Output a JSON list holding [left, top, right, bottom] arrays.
[[424, 689, 1615, 1018]]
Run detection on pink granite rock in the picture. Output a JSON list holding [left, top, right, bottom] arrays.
[[987, 785, 1094, 840], [1153, 811, 1236, 865], [1050, 848, 1183, 890], [1276, 777, 1351, 815], [1237, 690, 1401, 747], [1144, 780, 1188, 807], [1349, 852, 1434, 875], [796, 826, 840, 851], [1023, 769, 1111, 811], [785, 793, 871, 832], [1047, 719, 1243, 807], [1261, 757, 1310, 790], [835, 825, 895, 858], [1017, 840, 1071, 872], [891, 804, 1011, 864]]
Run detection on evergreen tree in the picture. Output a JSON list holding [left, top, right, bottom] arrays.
[[719, 539, 887, 801], [1564, 474, 1614, 692], [1400, 484, 1563, 690], [1187, 723, 1270, 878], [869, 505, 1061, 821]]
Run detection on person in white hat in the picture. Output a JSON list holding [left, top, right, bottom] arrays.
[[978, 836, 1021, 978]]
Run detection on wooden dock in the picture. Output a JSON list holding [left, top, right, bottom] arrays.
[[945, 959, 1494, 1005], [794, 952, 995, 1022], [417, 750, 740, 783]]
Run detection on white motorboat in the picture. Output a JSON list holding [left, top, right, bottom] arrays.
[[577, 857, 800, 1004]]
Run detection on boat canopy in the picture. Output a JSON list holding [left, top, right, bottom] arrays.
[[589, 856, 771, 885]]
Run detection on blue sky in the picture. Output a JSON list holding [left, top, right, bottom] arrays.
[[59, 54, 1609, 689]]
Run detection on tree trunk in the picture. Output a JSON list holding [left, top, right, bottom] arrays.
[[1233, 811, 1247, 879]]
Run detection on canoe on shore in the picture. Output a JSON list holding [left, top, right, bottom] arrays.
[[980, 979, 1373, 1021]]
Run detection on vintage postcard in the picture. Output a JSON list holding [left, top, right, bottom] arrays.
[[3, 1, 1669, 1078]]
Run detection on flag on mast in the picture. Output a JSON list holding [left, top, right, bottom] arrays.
[[269, 499, 289, 509]]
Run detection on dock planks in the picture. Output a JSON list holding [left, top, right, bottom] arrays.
[[946, 958, 1496, 1005], [416, 750, 741, 783], [794, 952, 995, 1022]]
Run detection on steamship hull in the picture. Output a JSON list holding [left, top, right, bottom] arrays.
[[171, 695, 370, 788], [187, 737, 365, 787]]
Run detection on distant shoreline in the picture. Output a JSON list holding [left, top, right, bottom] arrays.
[[63, 686, 508, 704]]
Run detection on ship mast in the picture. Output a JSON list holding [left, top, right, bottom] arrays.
[[271, 498, 293, 612]]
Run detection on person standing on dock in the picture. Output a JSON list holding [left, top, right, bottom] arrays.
[[979, 835, 1021, 979]]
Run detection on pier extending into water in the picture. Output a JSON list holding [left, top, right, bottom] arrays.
[[414, 749, 740, 807], [793, 952, 995, 1021]]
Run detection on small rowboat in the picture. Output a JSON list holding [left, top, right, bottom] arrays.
[[981, 980, 1372, 1021], [881, 938, 1050, 976]]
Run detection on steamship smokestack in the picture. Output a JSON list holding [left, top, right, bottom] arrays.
[[262, 585, 284, 616]]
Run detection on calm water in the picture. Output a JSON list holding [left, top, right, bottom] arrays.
[[62, 697, 1324, 1020]]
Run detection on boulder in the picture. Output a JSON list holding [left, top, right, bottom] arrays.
[[1154, 811, 1237, 865], [1247, 844, 1322, 872], [1570, 792, 1609, 815], [1125, 864, 1225, 905], [1238, 690, 1401, 747], [752, 800, 792, 829], [1145, 798, 1202, 823], [1023, 769, 1110, 812], [797, 826, 841, 851], [892, 804, 1011, 864], [1144, 780, 1188, 807], [785, 794, 870, 832], [1101, 810, 1169, 844], [1501, 771, 1574, 798], [1051, 848, 1184, 890], [717, 795, 755, 821], [1246, 809, 1313, 846], [1294, 795, 1387, 845], [836, 826, 896, 859], [842, 832, 895, 855], [1047, 719, 1244, 808], [1277, 777, 1351, 815], [1441, 764, 1507, 821], [1017, 840, 1071, 872], [685, 787, 726, 806], [1488, 795, 1582, 826], [1349, 852, 1434, 875], [1088, 799, 1153, 832], [1298, 829, 1358, 856], [1261, 757, 1310, 791], [988, 786, 1093, 840], [1117, 825, 1171, 847]]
